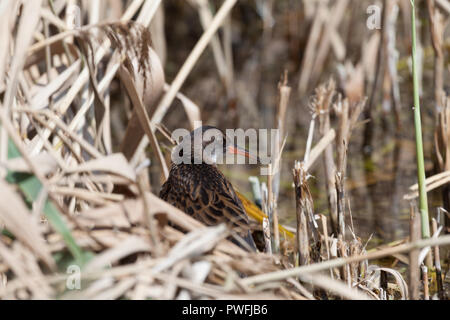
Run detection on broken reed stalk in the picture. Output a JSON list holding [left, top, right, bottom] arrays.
[[263, 217, 272, 254], [337, 236, 350, 286], [410, 0, 430, 239], [304, 117, 316, 164], [349, 239, 362, 285], [316, 80, 338, 235], [270, 72, 291, 253], [421, 265, 429, 300], [335, 98, 349, 177], [304, 129, 336, 171], [276, 71, 291, 142], [336, 172, 346, 238], [293, 161, 311, 266], [319, 214, 331, 260], [333, 97, 362, 239], [431, 218, 445, 299], [409, 204, 421, 300]]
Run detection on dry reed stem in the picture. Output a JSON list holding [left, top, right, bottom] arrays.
[[299, 273, 371, 300], [409, 205, 421, 299], [316, 79, 338, 234], [431, 218, 445, 299], [303, 118, 315, 164], [266, 162, 274, 249], [422, 265, 429, 300], [333, 95, 365, 238], [304, 129, 336, 171], [118, 65, 168, 179], [270, 73, 291, 253], [263, 217, 272, 254], [405, 171, 450, 200], [293, 161, 311, 266], [242, 235, 450, 286]]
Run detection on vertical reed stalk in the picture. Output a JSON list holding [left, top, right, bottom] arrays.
[[409, 204, 420, 300], [316, 80, 338, 234], [263, 217, 272, 254], [293, 161, 311, 266], [421, 265, 429, 300], [267, 163, 279, 253], [270, 73, 291, 253], [431, 218, 445, 299], [410, 0, 430, 238]]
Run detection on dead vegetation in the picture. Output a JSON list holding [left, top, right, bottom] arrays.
[[0, 0, 449, 300]]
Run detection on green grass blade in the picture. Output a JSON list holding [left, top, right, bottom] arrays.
[[410, 0, 430, 238]]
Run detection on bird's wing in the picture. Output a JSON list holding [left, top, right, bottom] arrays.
[[191, 175, 251, 233], [159, 178, 171, 201], [159, 164, 256, 250]]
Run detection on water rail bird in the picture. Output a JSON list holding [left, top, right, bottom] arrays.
[[160, 126, 258, 251]]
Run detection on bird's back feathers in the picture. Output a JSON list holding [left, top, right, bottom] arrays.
[[160, 163, 257, 251]]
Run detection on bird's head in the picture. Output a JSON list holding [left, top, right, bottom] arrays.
[[172, 126, 258, 165]]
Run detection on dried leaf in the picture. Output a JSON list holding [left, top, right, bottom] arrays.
[[67, 153, 136, 182], [2, 152, 58, 175], [0, 179, 55, 270]]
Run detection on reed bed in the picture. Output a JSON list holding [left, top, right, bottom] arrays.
[[0, 0, 449, 300]]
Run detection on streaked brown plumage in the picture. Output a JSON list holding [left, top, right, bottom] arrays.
[[160, 126, 257, 251]]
